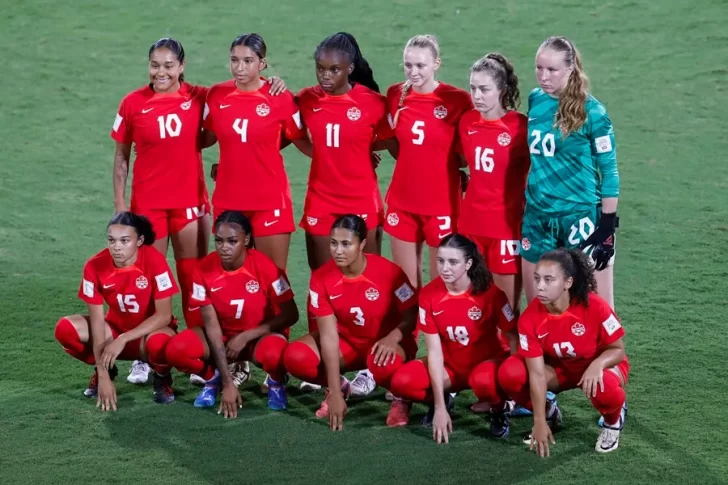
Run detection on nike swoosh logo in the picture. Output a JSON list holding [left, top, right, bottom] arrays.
[[211, 287, 223, 292], [502, 258, 516, 264], [313, 108, 323, 112], [538, 333, 548, 339], [220, 104, 231, 109], [103, 284, 115, 289], [528, 117, 537, 121], [264, 220, 278, 227], [438, 232, 451, 239], [142, 108, 154, 114], [468, 130, 478, 135], [433, 310, 444, 316], [188, 307, 200, 312], [330, 294, 342, 300]]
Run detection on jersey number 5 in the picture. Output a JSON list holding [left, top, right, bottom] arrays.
[[158, 114, 182, 139], [529, 130, 555, 157], [411, 121, 425, 145]]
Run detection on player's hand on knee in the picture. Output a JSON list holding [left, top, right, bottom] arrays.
[[218, 383, 243, 419], [432, 409, 452, 444], [371, 335, 398, 366], [578, 362, 604, 398]]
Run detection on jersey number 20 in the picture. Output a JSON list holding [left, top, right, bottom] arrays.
[[529, 130, 555, 157]]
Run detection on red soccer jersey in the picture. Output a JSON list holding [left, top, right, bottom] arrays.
[[204, 80, 304, 211], [78, 245, 179, 332], [385, 82, 472, 215], [458, 110, 530, 239], [110, 83, 208, 210], [418, 278, 516, 374], [518, 293, 626, 379], [308, 255, 417, 350], [298, 83, 393, 215], [190, 249, 295, 338]]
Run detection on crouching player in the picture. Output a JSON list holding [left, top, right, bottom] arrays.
[[390, 235, 518, 442], [283, 215, 418, 430], [165, 211, 298, 416], [498, 248, 629, 455], [54, 212, 178, 410]]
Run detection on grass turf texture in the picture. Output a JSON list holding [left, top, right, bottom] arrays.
[[1, 0, 727, 483]]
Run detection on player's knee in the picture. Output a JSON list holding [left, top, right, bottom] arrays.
[[390, 360, 429, 402], [54, 317, 80, 347], [145, 333, 172, 367], [253, 334, 288, 374], [469, 361, 499, 403], [283, 341, 320, 382], [590, 370, 625, 414], [497, 355, 528, 394], [366, 352, 404, 389], [165, 329, 203, 372]]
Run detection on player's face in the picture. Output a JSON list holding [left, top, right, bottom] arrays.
[[436, 247, 472, 285], [535, 48, 572, 96], [107, 224, 141, 267], [148, 47, 184, 93], [330, 228, 365, 268], [316, 49, 353, 95], [230, 45, 265, 86], [470, 71, 503, 116], [403, 47, 440, 89], [534, 260, 573, 304], [214, 223, 250, 267]]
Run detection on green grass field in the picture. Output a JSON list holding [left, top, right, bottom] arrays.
[[2, 0, 727, 483]]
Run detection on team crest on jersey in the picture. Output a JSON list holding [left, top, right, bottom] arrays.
[[256, 103, 271, 117], [433, 105, 448, 119], [387, 213, 400, 226], [307, 216, 318, 226], [521, 238, 531, 251], [365, 288, 380, 301], [136, 276, 149, 289], [468, 306, 482, 320], [498, 132, 512, 146], [571, 322, 586, 336], [347, 107, 362, 121], [246, 280, 260, 294], [180, 101, 192, 111]]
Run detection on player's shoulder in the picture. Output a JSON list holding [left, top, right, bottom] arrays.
[[438, 83, 470, 105], [528, 87, 545, 101], [459, 108, 480, 127], [585, 94, 609, 119], [197, 251, 222, 273], [585, 292, 614, 317], [519, 297, 545, 326], [182, 82, 209, 100], [420, 276, 445, 300], [311, 258, 338, 283], [247, 248, 279, 274], [119, 84, 154, 108], [297, 85, 322, 102], [85, 248, 112, 270], [268, 88, 296, 106], [352, 84, 386, 104], [139, 244, 170, 268], [208, 80, 235, 98], [386, 82, 405, 98]]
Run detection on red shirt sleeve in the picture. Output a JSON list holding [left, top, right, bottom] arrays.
[[148, 248, 179, 300], [78, 259, 104, 305], [110, 94, 134, 144], [592, 295, 625, 346], [282, 92, 305, 140], [494, 288, 518, 333], [258, 254, 295, 305], [517, 305, 543, 359], [190, 265, 212, 307], [391, 268, 417, 312], [417, 288, 438, 335], [308, 271, 333, 317], [202, 88, 216, 132]]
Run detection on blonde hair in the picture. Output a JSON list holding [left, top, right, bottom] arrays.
[[393, 34, 441, 128], [540, 36, 590, 137]]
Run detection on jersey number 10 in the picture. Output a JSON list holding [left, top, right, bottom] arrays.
[[157, 114, 182, 139]]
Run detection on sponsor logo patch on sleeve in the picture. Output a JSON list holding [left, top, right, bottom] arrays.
[[113, 114, 123, 132], [83, 279, 94, 298], [155, 271, 173, 292], [602, 314, 622, 336], [395, 283, 414, 303], [192, 283, 206, 301], [501, 303, 515, 322], [272, 277, 291, 296], [595, 135, 613, 153], [309, 290, 319, 309], [419, 307, 427, 325], [519, 333, 529, 351]]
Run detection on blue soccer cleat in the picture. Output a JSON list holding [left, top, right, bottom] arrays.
[[267, 378, 288, 411], [194, 371, 220, 408]]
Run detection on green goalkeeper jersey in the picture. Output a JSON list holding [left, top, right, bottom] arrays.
[[525, 88, 619, 215]]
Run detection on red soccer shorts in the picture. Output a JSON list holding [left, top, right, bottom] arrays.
[[213, 205, 296, 238], [130, 203, 209, 240], [460, 233, 521, 275], [384, 206, 458, 248], [299, 210, 383, 237]]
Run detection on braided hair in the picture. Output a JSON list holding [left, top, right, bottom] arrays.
[[314, 32, 379, 92], [214, 210, 255, 249]]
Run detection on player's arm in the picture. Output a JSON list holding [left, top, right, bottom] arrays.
[[116, 297, 173, 344], [524, 355, 554, 455], [112, 142, 131, 213], [318, 314, 341, 394], [202, 304, 234, 387], [240, 300, 300, 342], [88, 302, 117, 411], [291, 137, 313, 157], [424, 332, 447, 412], [201, 129, 217, 149]]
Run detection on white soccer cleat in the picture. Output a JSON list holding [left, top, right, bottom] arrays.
[[350, 369, 376, 397], [299, 380, 322, 392], [229, 362, 251, 388], [596, 426, 621, 453], [189, 374, 206, 387], [127, 360, 151, 384]]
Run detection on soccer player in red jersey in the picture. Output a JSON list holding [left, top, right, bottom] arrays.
[[458, 53, 529, 309], [497, 248, 629, 455], [164, 211, 299, 415], [202, 33, 307, 272], [283, 215, 419, 430], [381, 35, 473, 288], [390, 235, 518, 441], [53, 212, 178, 410], [297, 32, 392, 270]]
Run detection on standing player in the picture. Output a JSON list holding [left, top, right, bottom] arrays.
[[521, 36, 620, 308], [382, 34, 473, 289], [53, 212, 177, 410], [457, 53, 529, 309], [202, 33, 306, 271], [390, 235, 518, 440], [165, 211, 298, 413], [498, 248, 629, 455], [283, 215, 419, 430]]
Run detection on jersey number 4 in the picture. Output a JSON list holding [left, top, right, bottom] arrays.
[[529, 130, 555, 157], [446, 326, 470, 345], [158, 114, 182, 139]]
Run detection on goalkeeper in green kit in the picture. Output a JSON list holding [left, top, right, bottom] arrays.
[[521, 36, 619, 309]]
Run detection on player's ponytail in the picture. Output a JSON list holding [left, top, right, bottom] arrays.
[[439, 234, 492, 295], [331, 214, 368, 243], [214, 210, 255, 249], [541, 248, 597, 306], [108, 211, 156, 246], [471, 53, 521, 111], [314, 32, 380, 93], [149, 37, 186, 83], [539, 36, 589, 137]]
